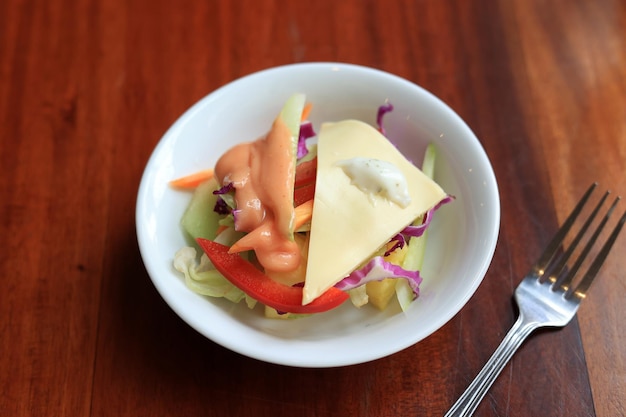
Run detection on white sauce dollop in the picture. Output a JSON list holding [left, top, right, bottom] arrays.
[[335, 157, 411, 208]]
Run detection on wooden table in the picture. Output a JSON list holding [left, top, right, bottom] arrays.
[[2, 0, 624, 416]]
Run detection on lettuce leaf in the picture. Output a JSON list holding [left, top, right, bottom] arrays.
[[173, 246, 256, 307]]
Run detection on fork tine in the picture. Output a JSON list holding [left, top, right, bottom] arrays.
[[548, 190, 610, 286], [566, 209, 626, 299], [556, 196, 620, 291], [533, 182, 597, 282]]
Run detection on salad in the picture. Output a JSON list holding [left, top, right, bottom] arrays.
[[171, 94, 451, 317]]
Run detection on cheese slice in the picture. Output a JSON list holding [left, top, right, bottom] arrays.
[[302, 120, 447, 305]]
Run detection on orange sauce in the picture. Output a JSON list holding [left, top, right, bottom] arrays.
[[214, 117, 301, 274]]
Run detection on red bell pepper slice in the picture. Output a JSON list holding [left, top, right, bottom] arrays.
[[293, 182, 315, 207], [196, 238, 349, 314], [294, 157, 317, 187]]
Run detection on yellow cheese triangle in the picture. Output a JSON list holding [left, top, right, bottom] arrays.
[[302, 120, 447, 305]]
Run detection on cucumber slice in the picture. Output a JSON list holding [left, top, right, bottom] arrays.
[[180, 178, 223, 242], [277, 93, 306, 239], [280, 93, 306, 148], [396, 143, 438, 311], [420, 143, 437, 178]]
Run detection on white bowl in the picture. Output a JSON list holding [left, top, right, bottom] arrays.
[[136, 63, 500, 367]]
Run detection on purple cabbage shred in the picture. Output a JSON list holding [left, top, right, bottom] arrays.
[[213, 198, 231, 215], [297, 121, 316, 159], [384, 234, 406, 257], [212, 182, 235, 215], [335, 256, 422, 299], [376, 101, 394, 136], [231, 209, 242, 229], [401, 195, 454, 238], [213, 183, 234, 195]]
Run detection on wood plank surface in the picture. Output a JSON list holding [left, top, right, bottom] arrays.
[[1, 1, 624, 416]]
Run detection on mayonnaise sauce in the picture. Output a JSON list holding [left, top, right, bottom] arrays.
[[335, 157, 411, 208], [214, 117, 301, 273]]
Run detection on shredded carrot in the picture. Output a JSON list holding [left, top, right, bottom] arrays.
[[228, 231, 255, 254], [301, 102, 313, 121], [294, 199, 314, 230], [169, 168, 214, 189]]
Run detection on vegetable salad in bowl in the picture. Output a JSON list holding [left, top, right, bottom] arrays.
[[136, 62, 499, 367], [171, 94, 451, 318]]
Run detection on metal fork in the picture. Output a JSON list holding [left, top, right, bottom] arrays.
[[444, 183, 626, 417]]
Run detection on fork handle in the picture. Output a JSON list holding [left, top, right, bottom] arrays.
[[444, 315, 539, 417]]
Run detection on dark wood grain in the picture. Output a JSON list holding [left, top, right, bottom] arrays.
[[1, 0, 624, 416]]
